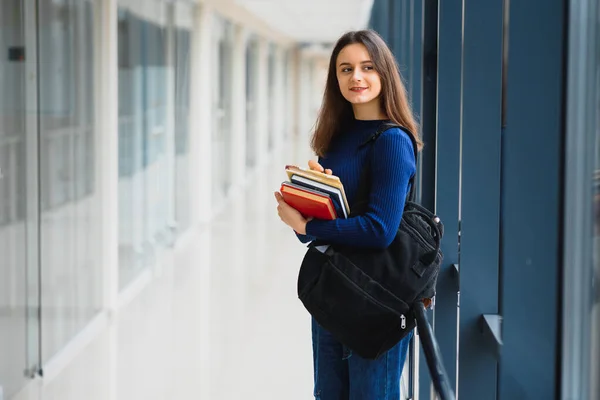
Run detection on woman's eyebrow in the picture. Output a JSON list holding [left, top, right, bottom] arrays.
[[338, 60, 373, 67]]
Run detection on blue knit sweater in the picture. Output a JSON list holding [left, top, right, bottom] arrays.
[[297, 119, 416, 249]]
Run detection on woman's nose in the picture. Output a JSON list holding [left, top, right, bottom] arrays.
[[351, 69, 363, 82]]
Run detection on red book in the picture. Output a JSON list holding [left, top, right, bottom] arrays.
[[280, 182, 337, 220]]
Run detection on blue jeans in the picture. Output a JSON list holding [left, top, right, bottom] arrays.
[[311, 318, 413, 400]]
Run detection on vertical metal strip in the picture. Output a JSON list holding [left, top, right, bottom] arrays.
[[433, 0, 463, 394], [417, 2, 439, 399]]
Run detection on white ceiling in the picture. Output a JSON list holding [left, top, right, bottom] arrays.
[[234, 0, 374, 43]]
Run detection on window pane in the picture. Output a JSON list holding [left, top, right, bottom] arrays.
[[118, 4, 172, 287], [267, 43, 276, 150], [38, 0, 101, 362], [174, 27, 192, 234], [245, 37, 259, 167], [0, 0, 28, 396], [118, 8, 146, 287], [142, 19, 170, 255], [212, 17, 234, 203]]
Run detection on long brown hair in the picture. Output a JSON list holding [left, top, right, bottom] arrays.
[[310, 30, 422, 157]]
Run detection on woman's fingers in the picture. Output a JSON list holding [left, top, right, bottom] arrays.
[[275, 192, 291, 211], [308, 160, 333, 175], [308, 159, 324, 172]]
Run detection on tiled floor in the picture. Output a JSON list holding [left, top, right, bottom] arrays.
[[10, 140, 316, 400]]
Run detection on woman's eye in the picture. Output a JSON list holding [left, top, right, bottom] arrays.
[[340, 66, 373, 73]]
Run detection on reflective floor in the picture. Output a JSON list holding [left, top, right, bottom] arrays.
[[12, 139, 315, 400]]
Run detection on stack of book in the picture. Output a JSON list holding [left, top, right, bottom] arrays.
[[280, 165, 350, 220]]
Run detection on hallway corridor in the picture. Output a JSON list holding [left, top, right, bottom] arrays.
[[2, 0, 598, 398], [12, 143, 315, 400]]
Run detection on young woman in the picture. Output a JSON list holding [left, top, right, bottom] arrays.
[[274, 29, 422, 399]]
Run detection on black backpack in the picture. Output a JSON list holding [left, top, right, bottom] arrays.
[[297, 122, 444, 360]]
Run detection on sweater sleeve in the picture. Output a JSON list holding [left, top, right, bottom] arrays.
[[295, 232, 315, 243], [305, 128, 416, 249]]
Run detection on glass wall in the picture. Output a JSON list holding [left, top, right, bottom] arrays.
[[118, 7, 147, 287], [142, 15, 170, 255], [37, 0, 102, 363], [117, 5, 170, 287], [173, 26, 192, 235], [0, 0, 31, 396], [283, 49, 292, 142], [1, 0, 286, 395], [1, 0, 103, 390], [245, 36, 259, 167], [118, 2, 193, 284], [212, 16, 234, 204], [267, 43, 276, 150]]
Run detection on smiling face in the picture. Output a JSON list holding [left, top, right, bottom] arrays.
[[336, 43, 383, 110], [312, 30, 421, 157]]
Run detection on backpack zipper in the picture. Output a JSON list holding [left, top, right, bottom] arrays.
[[401, 314, 406, 329]]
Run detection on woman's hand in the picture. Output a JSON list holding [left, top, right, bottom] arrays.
[[274, 192, 312, 234], [308, 160, 332, 175]]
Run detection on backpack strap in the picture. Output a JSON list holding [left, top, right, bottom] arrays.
[[351, 122, 418, 216]]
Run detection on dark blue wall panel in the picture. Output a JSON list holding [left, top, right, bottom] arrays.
[[419, 0, 437, 212], [399, 0, 410, 86], [458, 0, 504, 398], [369, 0, 390, 43], [388, 0, 401, 59], [499, 0, 565, 398], [433, 0, 463, 394]]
